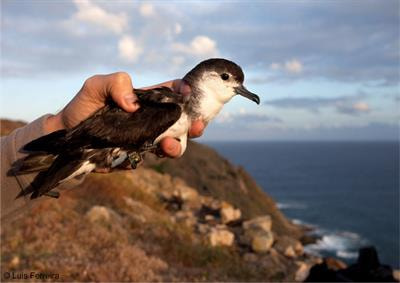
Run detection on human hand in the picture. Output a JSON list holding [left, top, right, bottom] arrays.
[[44, 72, 205, 158]]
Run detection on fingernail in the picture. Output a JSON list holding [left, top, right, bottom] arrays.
[[131, 102, 140, 111], [124, 93, 137, 104]]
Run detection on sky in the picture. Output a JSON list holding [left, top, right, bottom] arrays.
[[1, 0, 399, 141]]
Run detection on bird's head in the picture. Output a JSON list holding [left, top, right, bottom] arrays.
[[183, 58, 260, 105]]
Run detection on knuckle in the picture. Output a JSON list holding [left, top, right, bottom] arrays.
[[112, 72, 131, 86], [83, 75, 100, 89]]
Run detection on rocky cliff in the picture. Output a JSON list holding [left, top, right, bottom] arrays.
[[1, 119, 319, 281]]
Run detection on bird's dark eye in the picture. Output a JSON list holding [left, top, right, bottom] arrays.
[[221, 73, 230, 80]]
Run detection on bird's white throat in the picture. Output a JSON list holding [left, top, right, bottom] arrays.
[[197, 72, 237, 122]]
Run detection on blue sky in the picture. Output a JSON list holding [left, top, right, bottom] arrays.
[[1, 0, 399, 141]]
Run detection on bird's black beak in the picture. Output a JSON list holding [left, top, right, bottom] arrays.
[[235, 85, 260, 104]]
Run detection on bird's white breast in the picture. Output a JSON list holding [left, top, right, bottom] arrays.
[[154, 112, 190, 156]]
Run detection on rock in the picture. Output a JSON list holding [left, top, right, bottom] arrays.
[[220, 202, 241, 224], [340, 246, 396, 282], [243, 215, 272, 232], [173, 184, 199, 202], [86, 206, 112, 223], [174, 210, 196, 227], [295, 261, 311, 282], [325, 257, 347, 271], [284, 246, 296, 258], [241, 215, 274, 253], [274, 235, 304, 258], [205, 214, 215, 222], [305, 261, 339, 282], [197, 223, 209, 234], [9, 255, 20, 268], [251, 231, 274, 253], [294, 241, 304, 256], [306, 246, 397, 282], [203, 214, 219, 225], [393, 270, 400, 281], [300, 234, 319, 245], [202, 198, 222, 211], [208, 228, 235, 247]]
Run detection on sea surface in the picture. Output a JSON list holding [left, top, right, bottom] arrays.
[[205, 141, 399, 268]]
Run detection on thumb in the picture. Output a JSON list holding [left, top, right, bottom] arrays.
[[113, 91, 140, 112], [106, 72, 140, 112]]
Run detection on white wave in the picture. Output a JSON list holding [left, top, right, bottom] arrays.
[[277, 202, 307, 210], [292, 218, 304, 225], [337, 250, 358, 259], [304, 229, 367, 260], [292, 218, 317, 229]]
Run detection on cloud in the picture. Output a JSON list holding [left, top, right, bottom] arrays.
[[1, 0, 398, 85], [215, 110, 282, 126], [266, 93, 372, 116], [270, 63, 281, 70], [139, 3, 155, 17], [285, 59, 303, 73], [174, 23, 182, 35], [266, 96, 339, 111], [118, 35, 142, 62], [336, 101, 371, 115], [172, 36, 218, 57], [269, 59, 303, 74], [71, 0, 128, 34]]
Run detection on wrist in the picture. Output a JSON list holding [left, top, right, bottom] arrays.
[[43, 112, 65, 134]]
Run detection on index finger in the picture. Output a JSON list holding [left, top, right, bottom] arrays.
[[189, 120, 206, 138]]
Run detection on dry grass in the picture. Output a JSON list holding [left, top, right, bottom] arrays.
[[1, 168, 289, 282]]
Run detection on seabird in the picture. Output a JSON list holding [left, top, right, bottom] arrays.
[[12, 58, 260, 199]]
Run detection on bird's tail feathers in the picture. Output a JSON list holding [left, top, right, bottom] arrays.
[[9, 153, 56, 176], [16, 152, 87, 199]]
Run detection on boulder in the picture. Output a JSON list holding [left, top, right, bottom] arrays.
[[325, 257, 347, 271], [9, 256, 20, 268], [251, 231, 274, 253], [197, 223, 210, 234], [205, 214, 216, 222], [295, 261, 311, 282], [243, 215, 272, 232], [305, 247, 396, 282], [275, 236, 304, 258], [173, 184, 199, 202], [174, 210, 197, 227], [284, 246, 296, 258], [86, 206, 113, 223], [208, 228, 235, 247], [294, 241, 304, 256], [241, 215, 274, 253], [220, 202, 241, 224]]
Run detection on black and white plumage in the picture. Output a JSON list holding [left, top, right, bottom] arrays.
[[11, 58, 260, 199]]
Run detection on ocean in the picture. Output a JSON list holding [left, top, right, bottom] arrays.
[[205, 141, 400, 268]]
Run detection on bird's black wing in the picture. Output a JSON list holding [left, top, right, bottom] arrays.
[[69, 101, 181, 149], [23, 87, 182, 153]]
